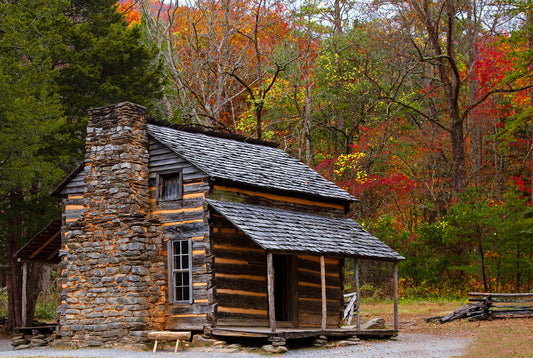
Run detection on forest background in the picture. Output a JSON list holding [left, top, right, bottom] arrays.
[[1, 0, 532, 331]]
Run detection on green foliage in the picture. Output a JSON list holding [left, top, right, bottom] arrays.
[[396, 188, 533, 293], [0, 288, 6, 317], [35, 291, 58, 322], [0, 0, 163, 330], [58, 0, 162, 122], [0, 0, 69, 229]]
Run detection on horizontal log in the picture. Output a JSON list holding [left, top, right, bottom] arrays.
[[162, 219, 203, 227], [165, 316, 209, 330], [164, 222, 206, 238], [151, 206, 203, 215], [297, 257, 341, 273], [214, 244, 263, 253], [215, 319, 269, 327], [217, 306, 268, 315], [215, 257, 248, 265], [215, 275, 267, 293], [147, 331, 191, 341], [192, 254, 208, 267], [298, 299, 342, 315], [213, 247, 265, 263], [298, 285, 341, 300], [469, 292, 533, 298], [298, 269, 341, 286], [216, 293, 268, 310], [298, 255, 340, 265], [212, 185, 345, 210], [214, 262, 266, 276], [211, 232, 262, 249], [298, 313, 339, 326], [216, 288, 267, 297], [169, 303, 213, 315]]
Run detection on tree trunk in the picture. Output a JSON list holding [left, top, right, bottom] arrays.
[[7, 239, 22, 331], [6, 203, 44, 331], [333, 0, 342, 34], [477, 229, 488, 292], [451, 115, 467, 195], [25, 262, 44, 326]]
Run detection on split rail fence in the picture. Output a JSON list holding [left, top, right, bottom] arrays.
[[427, 292, 533, 323]]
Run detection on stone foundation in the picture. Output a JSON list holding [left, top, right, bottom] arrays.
[[57, 103, 166, 347]]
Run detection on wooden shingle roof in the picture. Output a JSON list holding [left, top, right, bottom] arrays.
[[206, 199, 404, 261], [148, 124, 356, 203]]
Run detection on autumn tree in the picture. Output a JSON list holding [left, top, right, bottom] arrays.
[[138, 0, 291, 138], [373, 0, 532, 195]]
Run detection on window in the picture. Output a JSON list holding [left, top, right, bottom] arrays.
[[157, 171, 182, 201], [168, 239, 192, 303]]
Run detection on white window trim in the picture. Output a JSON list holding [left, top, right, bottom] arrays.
[[168, 239, 193, 304]]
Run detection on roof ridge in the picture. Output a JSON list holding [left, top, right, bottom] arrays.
[[147, 117, 279, 148]]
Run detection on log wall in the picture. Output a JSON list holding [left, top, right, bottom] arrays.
[[210, 214, 269, 326], [297, 255, 343, 328], [208, 186, 346, 329], [210, 185, 346, 218], [148, 138, 213, 330]]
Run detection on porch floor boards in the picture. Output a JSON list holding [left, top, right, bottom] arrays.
[[211, 326, 398, 339]]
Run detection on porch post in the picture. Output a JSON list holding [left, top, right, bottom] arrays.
[[21, 261, 27, 327], [320, 255, 327, 331], [393, 262, 399, 331], [267, 252, 276, 332], [355, 258, 360, 331]]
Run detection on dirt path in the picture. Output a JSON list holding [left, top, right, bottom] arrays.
[[0, 333, 470, 358]]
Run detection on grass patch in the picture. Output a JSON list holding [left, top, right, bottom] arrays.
[[360, 299, 532, 358]]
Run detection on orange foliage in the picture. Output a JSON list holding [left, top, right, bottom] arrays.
[[117, 1, 141, 27]]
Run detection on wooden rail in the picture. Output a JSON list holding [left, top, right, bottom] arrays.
[[427, 292, 533, 323]]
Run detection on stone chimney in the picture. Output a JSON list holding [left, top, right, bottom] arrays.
[[58, 103, 166, 348]]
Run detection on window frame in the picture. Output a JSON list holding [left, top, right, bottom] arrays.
[[156, 170, 182, 202], [168, 239, 193, 304]]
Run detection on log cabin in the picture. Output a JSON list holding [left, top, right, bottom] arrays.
[[27, 102, 404, 347]]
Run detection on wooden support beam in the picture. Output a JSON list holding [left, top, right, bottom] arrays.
[[355, 258, 360, 331], [320, 255, 327, 331], [29, 230, 60, 259], [267, 252, 276, 333], [393, 262, 398, 331], [21, 262, 27, 327]]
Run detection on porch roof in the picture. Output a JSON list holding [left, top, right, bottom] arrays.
[[206, 199, 404, 261], [16, 219, 61, 264]]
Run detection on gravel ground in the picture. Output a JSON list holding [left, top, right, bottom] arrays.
[[0, 333, 470, 358]]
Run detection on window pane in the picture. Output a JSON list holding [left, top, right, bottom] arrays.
[[173, 241, 181, 269], [171, 240, 191, 302], [181, 240, 188, 253]]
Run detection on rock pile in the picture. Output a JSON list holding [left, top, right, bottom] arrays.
[[11, 331, 55, 350]]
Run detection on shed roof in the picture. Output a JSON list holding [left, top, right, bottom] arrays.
[[206, 199, 404, 261], [148, 124, 356, 203], [16, 220, 61, 264]]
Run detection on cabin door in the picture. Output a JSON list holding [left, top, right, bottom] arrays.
[[273, 254, 297, 324]]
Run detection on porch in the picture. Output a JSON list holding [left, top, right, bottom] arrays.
[[211, 326, 397, 339]]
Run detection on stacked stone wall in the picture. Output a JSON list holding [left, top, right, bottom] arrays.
[[57, 102, 167, 347]]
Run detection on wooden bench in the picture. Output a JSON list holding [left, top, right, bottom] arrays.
[[147, 331, 191, 353]]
